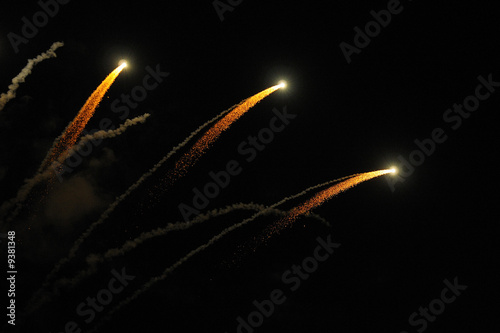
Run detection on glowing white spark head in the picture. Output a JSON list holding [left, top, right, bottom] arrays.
[[389, 167, 398, 174], [118, 60, 128, 68], [278, 80, 287, 89]]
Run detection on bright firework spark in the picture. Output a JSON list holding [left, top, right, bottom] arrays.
[[162, 83, 285, 186], [118, 59, 128, 68], [40, 63, 127, 171]]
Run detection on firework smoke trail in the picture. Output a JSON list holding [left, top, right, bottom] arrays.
[[33, 85, 283, 299], [92, 173, 367, 324], [27, 85, 283, 318], [39, 63, 127, 171], [0, 114, 150, 224], [0, 42, 64, 112], [28, 170, 338, 314], [162, 84, 284, 187], [64, 113, 150, 157], [27, 102, 241, 304], [29, 204, 327, 302]]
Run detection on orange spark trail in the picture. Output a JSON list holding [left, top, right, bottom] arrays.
[[40, 63, 126, 171], [164, 84, 283, 185], [264, 169, 393, 236]]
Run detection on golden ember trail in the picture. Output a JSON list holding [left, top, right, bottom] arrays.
[[263, 169, 395, 237], [164, 83, 285, 186], [41, 62, 127, 171]]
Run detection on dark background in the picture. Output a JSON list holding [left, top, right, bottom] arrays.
[[0, 1, 498, 332]]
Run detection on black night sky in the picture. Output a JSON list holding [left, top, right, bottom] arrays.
[[0, 1, 498, 332]]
